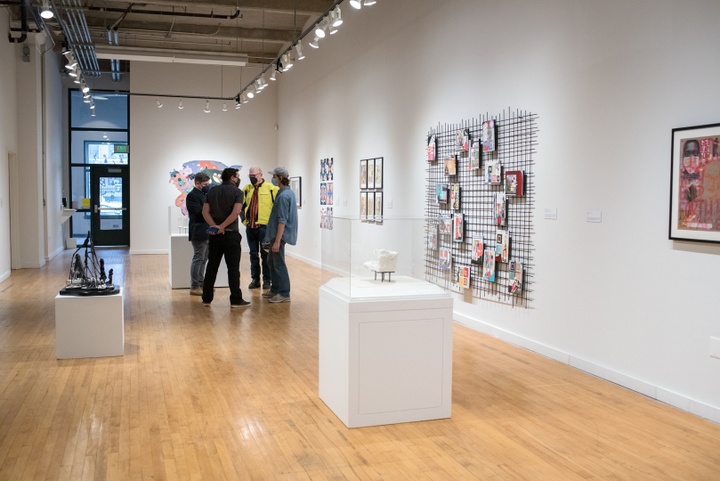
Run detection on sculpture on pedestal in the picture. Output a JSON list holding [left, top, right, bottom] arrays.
[[59, 232, 120, 296]]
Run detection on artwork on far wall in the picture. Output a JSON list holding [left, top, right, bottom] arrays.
[[481, 119, 496, 153], [669, 123, 720, 243], [427, 134, 437, 162], [360, 156, 385, 224], [320, 158, 333, 230], [168, 160, 240, 216], [290, 176, 302, 208]]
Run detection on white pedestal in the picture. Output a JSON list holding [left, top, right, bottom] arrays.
[[319, 276, 453, 428], [55, 289, 125, 359], [169, 234, 228, 289]]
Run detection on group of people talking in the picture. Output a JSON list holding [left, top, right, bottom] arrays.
[[186, 166, 298, 307]]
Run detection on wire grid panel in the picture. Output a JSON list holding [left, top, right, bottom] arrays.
[[424, 109, 536, 307]]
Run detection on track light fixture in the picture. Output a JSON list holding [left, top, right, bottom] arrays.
[[178, 100, 184, 110], [40, 0, 54, 19], [350, 0, 362, 9], [235, 97, 241, 109], [156, 99, 163, 108], [332, 6, 343, 28], [204, 100, 211, 113], [364, 0, 377, 5], [222, 103, 228, 112], [295, 42, 305, 60], [246, 88, 255, 99], [309, 35, 320, 48], [269, 70, 277, 81], [315, 22, 326, 39]]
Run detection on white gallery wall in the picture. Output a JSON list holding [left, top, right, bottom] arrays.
[[276, 0, 720, 421], [129, 62, 279, 254]]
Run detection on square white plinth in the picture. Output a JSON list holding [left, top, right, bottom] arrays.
[[55, 289, 125, 359], [319, 276, 453, 428], [169, 234, 228, 289]]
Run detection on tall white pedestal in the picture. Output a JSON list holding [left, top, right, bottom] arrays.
[[319, 276, 453, 428], [169, 234, 228, 288], [55, 289, 125, 359]]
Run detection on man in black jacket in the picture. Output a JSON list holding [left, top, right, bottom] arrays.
[[186, 172, 211, 296], [201, 168, 250, 308]]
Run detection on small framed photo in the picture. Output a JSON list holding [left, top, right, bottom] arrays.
[[367, 158, 375, 189], [360, 160, 368, 189], [367, 191, 376, 222], [374, 157, 383, 189], [360, 191, 368, 221], [290, 176, 302, 207], [452, 213, 464, 243], [444, 155, 457, 176], [374, 191, 383, 222], [670, 123, 720, 243]]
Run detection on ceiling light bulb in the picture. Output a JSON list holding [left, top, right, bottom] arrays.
[[156, 99, 163, 108], [241, 94, 248, 104], [178, 100, 184, 109], [204, 100, 211, 113], [91, 110, 96, 117], [222, 103, 228, 112], [350, 0, 362, 9], [81, 85, 90, 94], [247, 89, 254, 99], [235, 100, 241, 110], [309, 36, 320, 48], [40, 1, 54, 19], [68, 69, 77, 77], [269, 70, 277, 81], [90, 104, 95, 109], [332, 7, 343, 27], [315, 24, 326, 38], [364, 0, 377, 5]]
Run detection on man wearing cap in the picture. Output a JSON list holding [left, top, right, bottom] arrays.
[[201, 167, 250, 308], [263, 167, 298, 303], [242, 167, 279, 291]]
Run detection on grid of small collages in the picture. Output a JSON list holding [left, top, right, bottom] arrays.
[[424, 109, 537, 307], [359, 157, 384, 224]]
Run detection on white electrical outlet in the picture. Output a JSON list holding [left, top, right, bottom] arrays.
[[544, 208, 557, 220], [710, 337, 720, 360]]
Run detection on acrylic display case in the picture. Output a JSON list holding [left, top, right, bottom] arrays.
[[318, 216, 453, 427]]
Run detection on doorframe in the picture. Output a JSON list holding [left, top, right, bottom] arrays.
[[8, 152, 21, 269]]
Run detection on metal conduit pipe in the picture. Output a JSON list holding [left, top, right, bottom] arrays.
[[85, 4, 242, 22]]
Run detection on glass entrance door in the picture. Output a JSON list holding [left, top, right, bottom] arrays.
[[90, 165, 129, 245]]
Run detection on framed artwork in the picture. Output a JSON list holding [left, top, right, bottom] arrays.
[[320, 182, 328, 206], [452, 213, 464, 243], [360, 192, 368, 221], [481, 119, 496, 152], [469, 140, 481, 170], [438, 248, 452, 270], [471, 238, 484, 264], [450, 183, 460, 211], [427, 226, 438, 251], [290, 176, 302, 207], [455, 128, 470, 156], [444, 155, 457, 176], [427, 134, 437, 162], [505, 170, 524, 196], [435, 183, 448, 204], [670, 123, 720, 242], [374, 157, 383, 189], [482, 249, 496, 282], [367, 191, 375, 222], [367, 158, 375, 189], [438, 215, 452, 235], [374, 191, 383, 222], [508, 260, 523, 294], [360, 160, 368, 189]]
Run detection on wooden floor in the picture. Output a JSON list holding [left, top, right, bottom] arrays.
[[0, 249, 718, 481]]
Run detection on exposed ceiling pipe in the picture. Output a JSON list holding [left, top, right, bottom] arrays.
[[86, 5, 242, 21]]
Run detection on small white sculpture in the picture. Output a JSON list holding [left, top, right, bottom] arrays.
[[363, 249, 398, 282]]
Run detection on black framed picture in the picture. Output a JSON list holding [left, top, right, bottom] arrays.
[[669, 123, 720, 243]]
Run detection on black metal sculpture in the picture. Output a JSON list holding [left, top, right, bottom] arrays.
[[59, 232, 119, 296]]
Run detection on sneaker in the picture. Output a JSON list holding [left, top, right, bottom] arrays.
[[190, 288, 203, 296], [262, 280, 271, 290], [231, 299, 251, 308], [262, 291, 276, 298], [268, 294, 290, 303], [248, 279, 261, 289]]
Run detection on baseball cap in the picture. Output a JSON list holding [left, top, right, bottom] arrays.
[[270, 167, 289, 179]]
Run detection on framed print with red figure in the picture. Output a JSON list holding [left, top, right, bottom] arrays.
[[670, 123, 720, 242]]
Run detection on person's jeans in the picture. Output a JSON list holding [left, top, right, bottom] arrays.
[[267, 241, 290, 297], [190, 239, 208, 289], [246, 225, 270, 282], [202, 231, 243, 304]]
